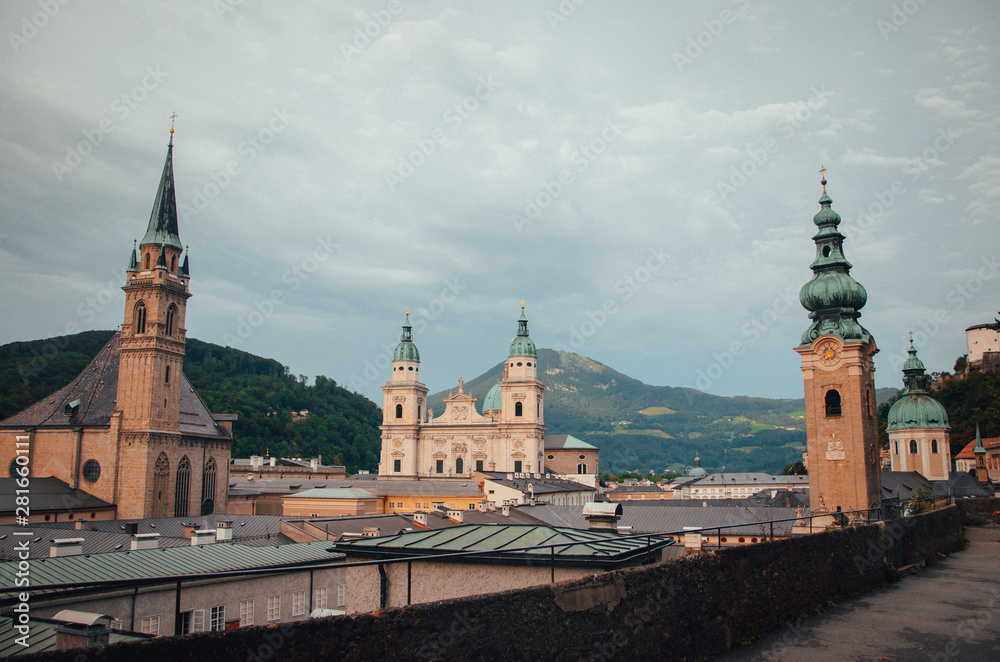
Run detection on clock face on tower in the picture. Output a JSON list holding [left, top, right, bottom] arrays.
[[818, 340, 839, 366]]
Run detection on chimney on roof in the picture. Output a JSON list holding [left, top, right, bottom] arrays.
[[74, 520, 85, 531], [183, 523, 198, 539], [501, 505, 510, 517], [582, 502, 622, 533], [270, 457, 277, 467], [682, 526, 703, 552], [53, 611, 114, 651], [131, 533, 161, 550], [447, 510, 464, 523], [413, 512, 428, 526], [49, 538, 84, 557], [250, 455, 263, 469], [124, 522, 139, 535], [191, 530, 216, 545], [476, 502, 487, 513], [363, 527, 380, 537], [216, 520, 233, 541]]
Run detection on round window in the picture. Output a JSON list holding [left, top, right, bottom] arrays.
[[547, 455, 554, 460], [579, 455, 586, 460], [82, 459, 101, 482]]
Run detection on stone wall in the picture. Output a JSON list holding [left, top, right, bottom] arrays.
[[24, 506, 964, 662], [955, 496, 1000, 525]]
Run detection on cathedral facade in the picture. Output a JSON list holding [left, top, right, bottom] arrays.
[[0, 133, 233, 520], [378, 307, 545, 479]]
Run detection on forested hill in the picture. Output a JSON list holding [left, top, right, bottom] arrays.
[[0, 331, 382, 472]]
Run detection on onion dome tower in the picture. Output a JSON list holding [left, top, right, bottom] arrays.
[[380, 309, 428, 477], [688, 452, 707, 478], [500, 303, 545, 473], [794, 171, 881, 517], [887, 338, 951, 480]]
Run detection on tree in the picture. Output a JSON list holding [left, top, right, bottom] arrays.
[[780, 461, 807, 475]]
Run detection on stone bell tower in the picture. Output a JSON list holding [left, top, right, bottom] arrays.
[[794, 172, 881, 518]]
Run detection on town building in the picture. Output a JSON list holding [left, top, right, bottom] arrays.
[[886, 341, 951, 480], [0, 477, 116, 525], [794, 176, 881, 517], [230, 456, 347, 480], [954, 427, 1000, 478], [542, 434, 599, 485], [379, 306, 546, 478], [330, 524, 670, 614], [0, 133, 234, 519], [478, 471, 596, 506], [0, 539, 346, 636], [681, 473, 809, 500], [605, 484, 672, 501]]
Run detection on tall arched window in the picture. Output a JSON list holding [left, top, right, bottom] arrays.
[[866, 389, 873, 417], [909, 439, 918, 454], [894, 440, 898, 454], [201, 457, 217, 515], [144, 252, 150, 269], [165, 365, 170, 384], [170, 255, 176, 271], [174, 456, 191, 517], [456, 457, 464, 474], [153, 453, 170, 518], [825, 389, 841, 417], [134, 301, 147, 334], [515, 402, 523, 417], [166, 304, 176, 337], [395, 404, 403, 419], [931, 439, 939, 454]]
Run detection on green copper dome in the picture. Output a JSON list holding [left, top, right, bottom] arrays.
[[482, 383, 502, 412], [886, 343, 949, 431], [393, 313, 420, 362], [799, 179, 872, 346], [508, 307, 537, 358]]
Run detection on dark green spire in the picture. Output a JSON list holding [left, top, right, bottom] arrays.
[[155, 244, 167, 268], [393, 310, 420, 362], [799, 173, 871, 345], [887, 338, 949, 430], [973, 424, 985, 455], [180, 246, 190, 277], [128, 240, 138, 271], [141, 139, 183, 250], [508, 303, 537, 358]]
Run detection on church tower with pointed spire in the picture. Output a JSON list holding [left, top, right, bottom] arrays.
[[118, 128, 190, 435], [794, 173, 882, 517]]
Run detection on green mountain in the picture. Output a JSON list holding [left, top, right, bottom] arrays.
[[427, 349, 808, 474], [0, 331, 382, 472]]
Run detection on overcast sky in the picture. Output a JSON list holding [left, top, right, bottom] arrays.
[[1, 1, 998, 406]]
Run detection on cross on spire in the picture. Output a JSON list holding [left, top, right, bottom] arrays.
[[819, 166, 827, 192], [169, 111, 178, 145]]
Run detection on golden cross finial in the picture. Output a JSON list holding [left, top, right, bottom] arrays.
[[909, 330, 913, 345], [520, 299, 525, 310], [819, 166, 827, 192], [170, 111, 178, 132], [405, 306, 409, 317]]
